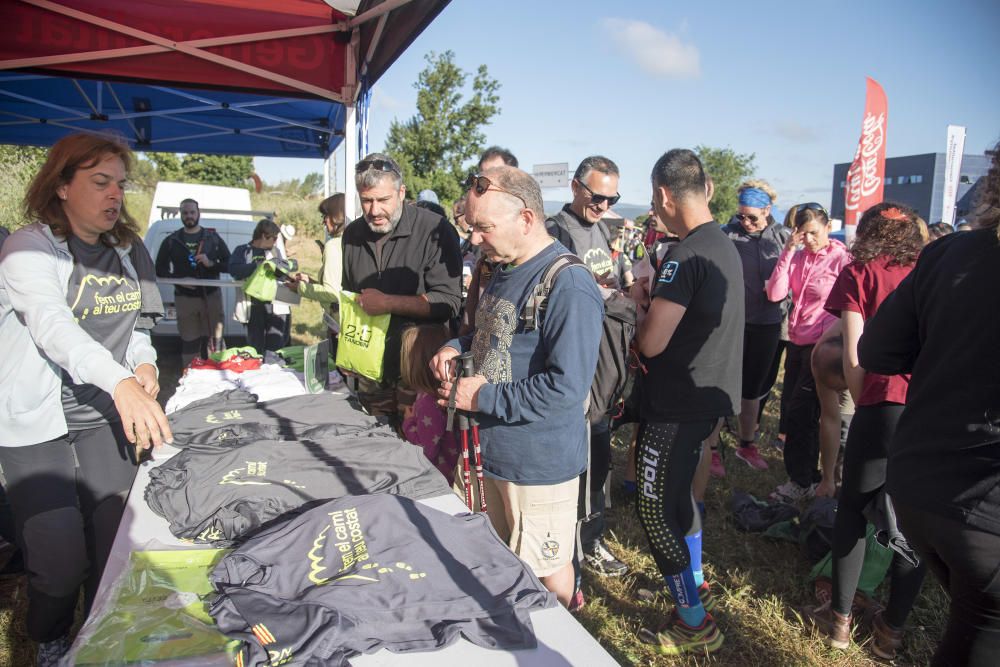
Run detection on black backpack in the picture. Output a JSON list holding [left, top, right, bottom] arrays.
[[523, 253, 637, 423]]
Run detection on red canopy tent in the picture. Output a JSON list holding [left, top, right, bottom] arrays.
[[0, 0, 450, 211]]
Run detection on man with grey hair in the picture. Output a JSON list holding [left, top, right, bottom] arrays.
[[546, 155, 628, 580], [431, 166, 603, 607], [340, 153, 463, 423]]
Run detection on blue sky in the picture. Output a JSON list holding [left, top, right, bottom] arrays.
[[256, 0, 1000, 212]]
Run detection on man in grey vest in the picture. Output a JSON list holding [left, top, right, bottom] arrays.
[[545, 156, 627, 581]]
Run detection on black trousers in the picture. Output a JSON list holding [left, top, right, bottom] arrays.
[[0, 423, 136, 642], [894, 502, 1000, 667], [247, 301, 288, 355], [635, 420, 715, 577], [782, 343, 821, 487], [832, 404, 926, 625], [742, 323, 782, 401], [579, 417, 612, 551]]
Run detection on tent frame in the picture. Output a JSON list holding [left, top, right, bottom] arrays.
[[0, 0, 421, 217]]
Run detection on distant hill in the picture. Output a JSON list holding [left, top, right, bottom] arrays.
[[543, 201, 648, 220]]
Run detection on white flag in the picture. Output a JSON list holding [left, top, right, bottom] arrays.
[[942, 125, 966, 226]]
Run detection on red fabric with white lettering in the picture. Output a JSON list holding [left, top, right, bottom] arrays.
[[843, 77, 888, 228]]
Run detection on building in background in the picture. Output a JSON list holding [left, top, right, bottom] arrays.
[[831, 151, 992, 224]]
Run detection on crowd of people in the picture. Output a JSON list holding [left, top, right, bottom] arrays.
[[0, 130, 997, 666]]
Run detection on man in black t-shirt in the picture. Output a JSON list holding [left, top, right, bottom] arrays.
[[155, 199, 230, 365], [633, 149, 743, 656]]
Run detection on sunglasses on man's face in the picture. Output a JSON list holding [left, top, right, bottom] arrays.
[[355, 158, 400, 175], [464, 174, 528, 208], [736, 213, 762, 224], [576, 179, 621, 207]]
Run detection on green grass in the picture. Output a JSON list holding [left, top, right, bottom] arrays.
[[0, 275, 949, 666], [570, 411, 947, 666]]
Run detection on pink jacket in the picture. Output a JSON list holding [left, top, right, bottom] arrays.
[[765, 239, 850, 346]]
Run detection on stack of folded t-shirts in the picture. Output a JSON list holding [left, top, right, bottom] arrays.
[[209, 494, 557, 667], [165, 389, 383, 451], [151, 387, 454, 555], [235, 364, 307, 402]]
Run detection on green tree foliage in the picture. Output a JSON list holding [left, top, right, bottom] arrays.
[[384, 50, 500, 208], [695, 145, 756, 225], [130, 157, 159, 190], [180, 154, 254, 189], [146, 152, 184, 182], [261, 172, 324, 198], [0, 145, 46, 231]]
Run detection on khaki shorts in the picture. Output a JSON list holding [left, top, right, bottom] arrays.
[[175, 290, 224, 342], [454, 467, 578, 578]]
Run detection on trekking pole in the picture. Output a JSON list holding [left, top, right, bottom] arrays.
[[446, 354, 475, 511], [458, 353, 488, 513]]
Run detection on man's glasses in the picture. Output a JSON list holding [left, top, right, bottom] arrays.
[[355, 158, 400, 176], [736, 213, 761, 224], [465, 174, 527, 208], [576, 179, 621, 207]]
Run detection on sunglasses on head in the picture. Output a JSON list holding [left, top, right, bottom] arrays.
[[355, 158, 400, 175], [576, 179, 621, 207], [465, 173, 527, 208], [796, 202, 828, 216]]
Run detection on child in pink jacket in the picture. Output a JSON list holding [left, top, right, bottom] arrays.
[[399, 324, 459, 480], [764, 204, 850, 503]]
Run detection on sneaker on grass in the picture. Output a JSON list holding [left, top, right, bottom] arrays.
[[709, 450, 726, 478], [639, 610, 724, 656], [697, 581, 717, 613], [734, 444, 769, 470], [583, 540, 628, 577], [769, 480, 816, 503]]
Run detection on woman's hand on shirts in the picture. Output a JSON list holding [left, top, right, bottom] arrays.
[[114, 377, 173, 450]]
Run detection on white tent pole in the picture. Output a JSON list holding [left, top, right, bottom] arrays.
[[344, 103, 357, 221], [323, 155, 331, 198]]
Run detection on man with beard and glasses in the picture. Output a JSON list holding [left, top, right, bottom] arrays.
[[341, 153, 463, 426], [155, 198, 231, 365]]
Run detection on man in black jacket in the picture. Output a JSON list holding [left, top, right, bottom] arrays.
[[341, 153, 462, 424], [155, 198, 231, 365]]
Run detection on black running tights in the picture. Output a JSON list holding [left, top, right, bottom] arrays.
[[635, 420, 715, 577], [832, 403, 926, 626], [0, 423, 136, 642]]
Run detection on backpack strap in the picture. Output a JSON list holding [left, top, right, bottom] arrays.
[[522, 253, 586, 332]]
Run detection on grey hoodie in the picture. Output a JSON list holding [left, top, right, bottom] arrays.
[[0, 223, 158, 445]]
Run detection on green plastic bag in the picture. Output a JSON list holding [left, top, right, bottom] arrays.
[[335, 290, 389, 382], [243, 260, 278, 302], [209, 345, 260, 362], [810, 523, 893, 596], [74, 549, 238, 665]]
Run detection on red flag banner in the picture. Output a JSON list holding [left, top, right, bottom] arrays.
[[844, 77, 888, 230]]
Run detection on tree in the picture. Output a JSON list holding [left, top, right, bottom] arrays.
[[0, 145, 47, 231], [695, 145, 756, 225], [146, 152, 184, 182], [181, 154, 254, 189], [384, 50, 500, 208]]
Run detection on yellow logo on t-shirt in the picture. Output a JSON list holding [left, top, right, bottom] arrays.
[[69, 274, 141, 321]]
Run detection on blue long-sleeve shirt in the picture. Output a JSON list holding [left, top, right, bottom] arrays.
[[446, 242, 603, 485]]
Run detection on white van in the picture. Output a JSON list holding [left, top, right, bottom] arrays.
[[143, 183, 291, 342]]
